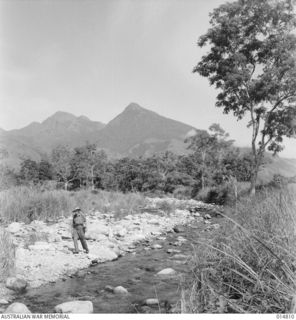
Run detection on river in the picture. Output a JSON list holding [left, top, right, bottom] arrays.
[[14, 215, 221, 313]]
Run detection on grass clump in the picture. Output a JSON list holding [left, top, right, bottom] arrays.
[[180, 186, 296, 313], [0, 228, 15, 281], [0, 186, 147, 223]]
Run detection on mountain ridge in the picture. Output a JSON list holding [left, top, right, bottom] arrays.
[[0, 103, 196, 166]]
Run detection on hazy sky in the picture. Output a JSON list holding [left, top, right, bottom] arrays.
[[1, 0, 295, 158]]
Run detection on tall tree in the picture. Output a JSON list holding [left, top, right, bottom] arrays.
[[51, 145, 76, 190], [194, 0, 296, 194], [72, 144, 107, 189]]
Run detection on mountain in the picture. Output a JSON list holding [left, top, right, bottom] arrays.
[[0, 104, 195, 166], [1, 103, 295, 183], [0, 111, 105, 167], [94, 103, 195, 156]]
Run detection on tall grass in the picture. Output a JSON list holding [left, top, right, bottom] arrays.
[[0, 186, 147, 223], [181, 186, 296, 313], [0, 228, 15, 281]]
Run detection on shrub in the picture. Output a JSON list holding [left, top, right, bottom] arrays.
[[195, 183, 236, 205], [180, 187, 296, 313]]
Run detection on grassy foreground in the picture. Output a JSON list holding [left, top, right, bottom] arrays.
[[180, 184, 296, 313], [0, 186, 147, 224]]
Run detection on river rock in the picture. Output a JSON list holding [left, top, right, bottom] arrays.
[[115, 228, 127, 238], [167, 248, 181, 254], [145, 298, 159, 305], [6, 222, 23, 234], [113, 286, 129, 294], [157, 268, 177, 276], [104, 285, 114, 292], [4, 302, 31, 314], [5, 277, 28, 292], [151, 244, 162, 249], [90, 247, 118, 261], [54, 301, 93, 313], [0, 299, 9, 305], [204, 213, 211, 219], [173, 226, 184, 233]]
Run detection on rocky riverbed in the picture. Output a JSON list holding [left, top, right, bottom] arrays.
[[0, 197, 222, 313]]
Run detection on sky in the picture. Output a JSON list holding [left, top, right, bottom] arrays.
[[0, 0, 296, 158]]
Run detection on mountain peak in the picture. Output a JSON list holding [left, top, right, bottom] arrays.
[[124, 103, 145, 112]]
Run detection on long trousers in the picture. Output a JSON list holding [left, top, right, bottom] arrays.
[[73, 225, 89, 252]]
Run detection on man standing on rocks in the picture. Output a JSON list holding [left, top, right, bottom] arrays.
[[72, 207, 89, 254]]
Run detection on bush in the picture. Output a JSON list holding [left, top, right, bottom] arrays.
[[180, 187, 296, 313], [195, 183, 236, 205]]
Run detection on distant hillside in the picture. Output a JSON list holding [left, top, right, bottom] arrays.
[[94, 103, 196, 157], [0, 103, 196, 166], [258, 156, 296, 184]]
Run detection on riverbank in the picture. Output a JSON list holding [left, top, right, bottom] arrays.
[[0, 197, 220, 306]]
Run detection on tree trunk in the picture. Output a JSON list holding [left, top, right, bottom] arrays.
[[249, 153, 262, 196], [64, 181, 68, 191], [201, 151, 206, 190]]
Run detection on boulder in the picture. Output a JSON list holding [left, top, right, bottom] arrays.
[[204, 213, 211, 219], [54, 301, 93, 314], [6, 222, 23, 234], [4, 302, 31, 314], [5, 277, 28, 292], [90, 247, 118, 261], [113, 286, 129, 294], [157, 268, 177, 276]]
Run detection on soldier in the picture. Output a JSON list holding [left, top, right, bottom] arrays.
[[72, 207, 89, 254]]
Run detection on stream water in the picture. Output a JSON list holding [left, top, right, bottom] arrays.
[[14, 216, 221, 313]]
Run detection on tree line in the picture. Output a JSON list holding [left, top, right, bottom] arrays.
[[0, 124, 256, 201]]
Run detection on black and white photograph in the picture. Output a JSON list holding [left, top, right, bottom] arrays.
[[0, 0, 296, 316]]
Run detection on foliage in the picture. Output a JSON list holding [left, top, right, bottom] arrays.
[[194, 0, 296, 194], [181, 187, 296, 313], [7, 124, 256, 196], [51, 145, 77, 190]]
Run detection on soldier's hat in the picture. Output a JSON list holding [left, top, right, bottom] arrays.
[[72, 207, 81, 213]]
